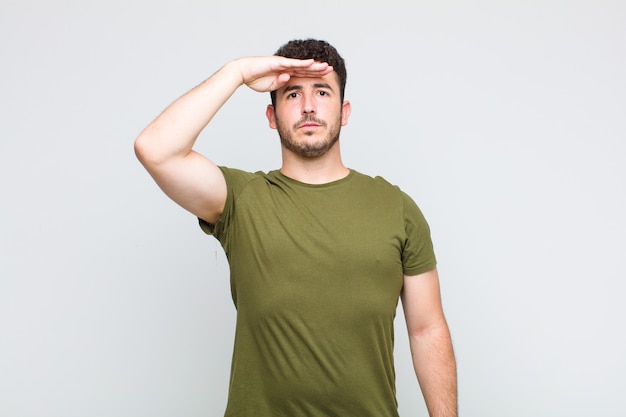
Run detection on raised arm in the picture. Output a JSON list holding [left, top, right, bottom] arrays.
[[401, 267, 458, 417], [133, 56, 332, 224]]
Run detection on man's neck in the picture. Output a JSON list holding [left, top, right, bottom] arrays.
[[280, 148, 349, 185]]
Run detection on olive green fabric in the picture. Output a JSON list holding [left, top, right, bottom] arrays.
[[199, 167, 436, 417]]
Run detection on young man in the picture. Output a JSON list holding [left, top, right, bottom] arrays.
[[134, 39, 457, 417]]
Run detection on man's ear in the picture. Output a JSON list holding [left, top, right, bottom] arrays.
[[266, 104, 277, 129], [341, 100, 352, 126]]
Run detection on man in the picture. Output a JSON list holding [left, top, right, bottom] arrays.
[[134, 39, 457, 417]]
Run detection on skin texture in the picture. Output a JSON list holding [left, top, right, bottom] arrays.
[[134, 48, 457, 417], [270, 77, 343, 158], [402, 268, 458, 417], [266, 71, 352, 183]]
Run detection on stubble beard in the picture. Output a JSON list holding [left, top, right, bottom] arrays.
[[276, 114, 342, 159]]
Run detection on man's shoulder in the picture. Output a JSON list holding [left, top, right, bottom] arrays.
[[350, 169, 421, 207], [219, 166, 274, 189], [219, 166, 265, 179], [349, 169, 402, 192]]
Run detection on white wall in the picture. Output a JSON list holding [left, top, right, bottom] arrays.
[[1, 1, 624, 416]]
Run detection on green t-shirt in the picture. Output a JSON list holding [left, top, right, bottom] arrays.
[[200, 167, 436, 417]]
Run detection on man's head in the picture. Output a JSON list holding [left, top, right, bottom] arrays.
[[270, 39, 347, 107]]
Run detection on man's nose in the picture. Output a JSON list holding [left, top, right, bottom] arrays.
[[302, 95, 315, 114]]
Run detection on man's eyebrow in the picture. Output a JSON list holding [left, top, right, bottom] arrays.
[[313, 83, 334, 91], [283, 85, 303, 93], [282, 83, 334, 93]]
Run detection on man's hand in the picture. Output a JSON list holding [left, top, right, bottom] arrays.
[[233, 56, 333, 93]]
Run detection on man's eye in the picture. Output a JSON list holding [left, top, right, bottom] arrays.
[[319, 91, 327, 96], [288, 93, 298, 98]]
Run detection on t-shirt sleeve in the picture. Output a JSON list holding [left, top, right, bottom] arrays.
[[401, 192, 437, 276], [198, 166, 257, 243]]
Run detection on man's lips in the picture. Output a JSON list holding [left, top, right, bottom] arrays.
[[294, 117, 325, 130]]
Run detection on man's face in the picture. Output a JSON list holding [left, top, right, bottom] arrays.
[[267, 71, 351, 159]]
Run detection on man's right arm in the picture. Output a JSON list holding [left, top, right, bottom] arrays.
[[133, 61, 243, 224], [134, 57, 333, 224]]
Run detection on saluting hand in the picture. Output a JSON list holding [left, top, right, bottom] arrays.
[[233, 56, 333, 93]]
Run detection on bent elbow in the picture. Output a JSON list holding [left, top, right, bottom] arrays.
[[134, 131, 167, 169], [133, 133, 151, 165]]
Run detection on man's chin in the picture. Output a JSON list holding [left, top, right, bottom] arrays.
[[286, 143, 329, 159], [280, 131, 340, 159]]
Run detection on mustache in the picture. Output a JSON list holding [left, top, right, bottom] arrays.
[[293, 115, 326, 129]]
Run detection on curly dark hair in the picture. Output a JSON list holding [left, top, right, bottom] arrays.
[[270, 39, 347, 106]]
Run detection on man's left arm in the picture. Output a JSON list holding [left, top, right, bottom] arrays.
[[401, 267, 458, 417]]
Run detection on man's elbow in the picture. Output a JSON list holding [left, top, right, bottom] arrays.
[[408, 318, 451, 340], [134, 131, 166, 169]]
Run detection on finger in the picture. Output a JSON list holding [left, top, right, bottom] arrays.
[[287, 61, 333, 74], [277, 58, 331, 72], [290, 66, 334, 78], [276, 73, 291, 85]]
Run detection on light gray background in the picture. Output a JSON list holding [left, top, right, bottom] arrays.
[[1, 1, 625, 416]]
